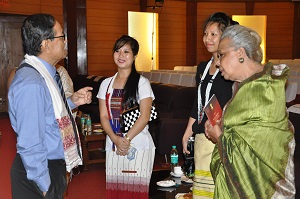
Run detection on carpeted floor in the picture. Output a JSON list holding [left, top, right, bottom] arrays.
[[0, 115, 107, 199], [0, 117, 16, 199], [0, 115, 171, 199], [67, 164, 105, 199]]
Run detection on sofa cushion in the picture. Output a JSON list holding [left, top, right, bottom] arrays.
[[73, 75, 106, 104], [73, 75, 106, 122], [151, 83, 183, 114], [155, 118, 189, 155], [172, 87, 197, 119]]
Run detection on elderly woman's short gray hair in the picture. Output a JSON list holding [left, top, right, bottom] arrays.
[[220, 25, 263, 63]]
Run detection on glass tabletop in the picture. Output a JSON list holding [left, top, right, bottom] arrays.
[[149, 170, 192, 199]]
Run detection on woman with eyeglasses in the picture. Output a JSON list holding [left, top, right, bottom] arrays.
[[205, 25, 295, 198], [182, 12, 238, 199]]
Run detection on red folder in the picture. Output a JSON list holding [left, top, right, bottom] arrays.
[[204, 94, 222, 126]]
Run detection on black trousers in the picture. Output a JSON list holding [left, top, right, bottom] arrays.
[[11, 153, 67, 199]]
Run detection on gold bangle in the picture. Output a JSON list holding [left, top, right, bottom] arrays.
[[125, 134, 131, 142]]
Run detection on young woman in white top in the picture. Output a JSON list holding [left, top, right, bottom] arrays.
[[97, 35, 155, 199]]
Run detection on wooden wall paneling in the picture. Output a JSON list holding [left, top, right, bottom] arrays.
[[267, 34, 293, 41], [87, 24, 129, 34], [0, 0, 62, 20], [88, 0, 139, 10], [186, 1, 197, 66], [254, 2, 294, 60], [88, 40, 115, 49], [0, 1, 40, 15], [159, 26, 186, 36], [267, 41, 294, 49], [160, 53, 186, 62], [86, 0, 140, 76], [193, 0, 291, 2], [9, 0, 61, 5], [41, 2, 63, 16], [267, 48, 293, 55], [87, 16, 129, 26], [158, 0, 186, 70], [197, 2, 246, 16], [42, 2, 64, 33], [158, 46, 186, 56]]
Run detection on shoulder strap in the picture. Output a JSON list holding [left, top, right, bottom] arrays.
[[106, 78, 113, 94], [17, 62, 39, 74], [105, 78, 114, 120]]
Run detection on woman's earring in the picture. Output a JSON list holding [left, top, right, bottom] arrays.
[[239, 57, 244, 63]]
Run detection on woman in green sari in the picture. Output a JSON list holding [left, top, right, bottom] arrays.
[[205, 25, 295, 198]]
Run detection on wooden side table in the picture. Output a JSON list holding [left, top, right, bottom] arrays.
[[81, 124, 106, 171]]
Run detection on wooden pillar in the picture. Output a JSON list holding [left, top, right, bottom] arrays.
[[186, 1, 197, 66], [140, 0, 147, 12], [245, 1, 255, 15], [293, 2, 300, 58], [63, 0, 87, 78]]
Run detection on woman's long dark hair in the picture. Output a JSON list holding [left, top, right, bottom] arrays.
[[113, 35, 141, 110]]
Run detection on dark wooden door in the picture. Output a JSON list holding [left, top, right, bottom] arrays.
[[0, 15, 26, 112]]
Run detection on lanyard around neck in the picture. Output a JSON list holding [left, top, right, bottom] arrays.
[[197, 58, 219, 123], [199, 59, 219, 105]]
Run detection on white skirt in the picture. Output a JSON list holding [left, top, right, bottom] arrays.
[[106, 148, 155, 199], [193, 133, 215, 199]]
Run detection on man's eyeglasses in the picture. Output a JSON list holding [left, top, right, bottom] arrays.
[[47, 33, 66, 41]]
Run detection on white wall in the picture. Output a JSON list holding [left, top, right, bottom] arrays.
[[128, 11, 158, 71]]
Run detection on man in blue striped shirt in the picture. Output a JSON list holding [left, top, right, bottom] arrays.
[[8, 13, 92, 199]]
